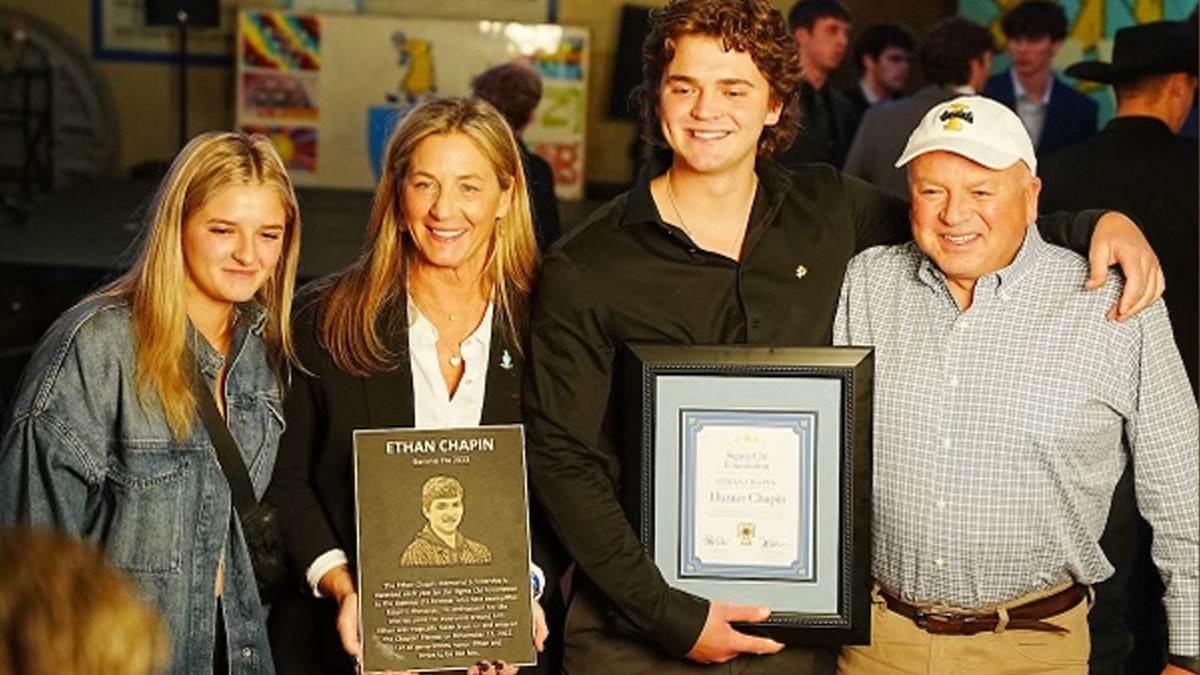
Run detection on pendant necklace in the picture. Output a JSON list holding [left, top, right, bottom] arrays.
[[664, 172, 696, 241], [664, 171, 758, 254], [413, 290, 480, 368], [441, 337, 463, 368]]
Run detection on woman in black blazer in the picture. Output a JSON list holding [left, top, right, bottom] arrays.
[[266, 97, 566, 675]]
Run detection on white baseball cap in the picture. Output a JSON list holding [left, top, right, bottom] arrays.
[[894, 95, 1037, 175]]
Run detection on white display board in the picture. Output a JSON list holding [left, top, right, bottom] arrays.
[[235, 9, 587, 199]]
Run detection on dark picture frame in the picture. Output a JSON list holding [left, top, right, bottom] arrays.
[[624, 344, 874, 646]]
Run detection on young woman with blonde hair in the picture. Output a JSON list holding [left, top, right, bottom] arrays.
[[0, 130, 303, 675]]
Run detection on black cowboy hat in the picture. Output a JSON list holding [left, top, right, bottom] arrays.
[[1065, 20, 1198, 83]]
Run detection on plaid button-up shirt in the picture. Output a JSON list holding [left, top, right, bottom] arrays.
[[834, 226, 1198, 655]]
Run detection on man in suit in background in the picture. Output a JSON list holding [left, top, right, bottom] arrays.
[[778, 0, 860, 168], [843, 23, 916, 116], [844, 16, 994, 198], [1041, 20, 1197, 392], [984, 0, 1097, 157], [472, 62, 563, 251], [1039, 21, 1199, 675]]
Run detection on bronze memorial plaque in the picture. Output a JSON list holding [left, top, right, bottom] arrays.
[[354, 425, 534, 673]]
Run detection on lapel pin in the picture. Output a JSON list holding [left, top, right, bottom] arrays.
[[795, 264, 808, 279], [500, 349, 514, 370]]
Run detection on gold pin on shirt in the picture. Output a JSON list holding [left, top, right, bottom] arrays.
[[795, 265, 808, 279]]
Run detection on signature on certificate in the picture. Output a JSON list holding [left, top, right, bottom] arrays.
[[704, 533, 731, 547]]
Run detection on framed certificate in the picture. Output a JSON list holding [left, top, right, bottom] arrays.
[[353, 425, 535, 672], [624, 345, 873, 645]]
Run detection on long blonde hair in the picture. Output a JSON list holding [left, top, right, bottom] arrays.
[[311, 96, 538, 375], [97, 131, 302, 440]]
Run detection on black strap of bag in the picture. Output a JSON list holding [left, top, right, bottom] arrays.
[[190, 361, 258, 517], [190, 357, 287, 602]]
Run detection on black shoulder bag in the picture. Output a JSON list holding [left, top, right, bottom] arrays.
[[191, 364, 288, 604]]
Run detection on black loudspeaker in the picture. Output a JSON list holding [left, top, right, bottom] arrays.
[[145, 0, 220, 28], [607, 5, 654, 120]]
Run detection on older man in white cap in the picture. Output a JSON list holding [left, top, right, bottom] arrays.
[[832, 95, 1198, 675]]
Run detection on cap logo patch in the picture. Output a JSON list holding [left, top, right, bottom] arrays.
[[939, 103, 974, 131]]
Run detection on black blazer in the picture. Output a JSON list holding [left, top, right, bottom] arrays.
[[842, 82, 870, 116], [778, 83, 862, 169], [1039, 116, 1198, 393], [267, 296, 567, 675], [984, 70, 1098, 156]]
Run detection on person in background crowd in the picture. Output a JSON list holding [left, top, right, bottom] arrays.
[[1042, 20, 1198, 392], [844, 16, 994, 198], [778, 0, 860, 168], [843, 23, 915, 115], [0, 130, 304, 675], [984, 0, 1098, 156], [472, 62, 563, 251], [1181, 4, 1198, 138]]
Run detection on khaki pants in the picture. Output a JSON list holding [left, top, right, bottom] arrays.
[[838, 585, 1091, 675]]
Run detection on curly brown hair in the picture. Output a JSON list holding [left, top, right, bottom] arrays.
[[632, 0, 802, 160]]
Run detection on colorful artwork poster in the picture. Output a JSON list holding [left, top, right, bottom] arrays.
[[533, 81, 585, 137], [243, 72, 320, 119], [241, 12, 322, 71], [959, 0, 1196, 121], [241, 124, 319, 173], [235, 10, 589, 198], [528, 34, 585, 82]]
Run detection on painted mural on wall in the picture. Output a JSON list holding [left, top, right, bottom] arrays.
[[235, 9, 589, 198], [959, 0, 1196, 120]]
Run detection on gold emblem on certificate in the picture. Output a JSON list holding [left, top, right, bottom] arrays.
[[738, 522, 756, 546]]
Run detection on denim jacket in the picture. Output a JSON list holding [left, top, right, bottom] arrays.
[[0, 295, 283, 675]]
